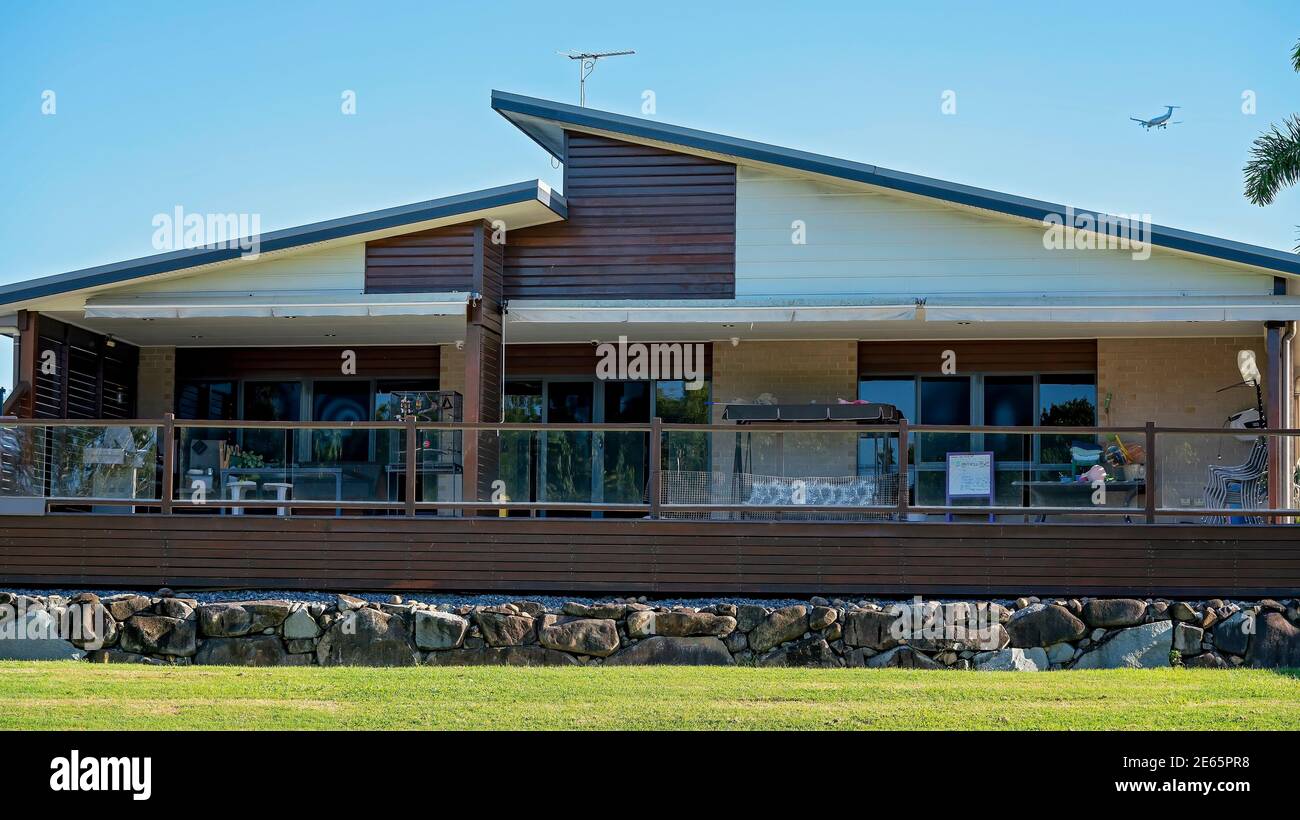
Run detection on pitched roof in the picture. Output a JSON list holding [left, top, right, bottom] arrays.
[[492, 90, 1300, 277], [0, 180, 564, 307]]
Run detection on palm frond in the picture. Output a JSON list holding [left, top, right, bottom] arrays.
[[1244, 115, 1300, 205], [1292, 38, 1300, 73]]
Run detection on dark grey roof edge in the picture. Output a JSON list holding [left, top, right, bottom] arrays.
[[0, 180, 566, 306], [492, 90, 1300, 276]]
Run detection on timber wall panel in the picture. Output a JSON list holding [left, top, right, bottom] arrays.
[[175, 346, 439, 380], [1, 515, 1297, 597], [505, 343, 713, 378], [364, 223, 477, 293], [503, 132, 736, 299]]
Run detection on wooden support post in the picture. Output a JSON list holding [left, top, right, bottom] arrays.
[[405, 415, 417, 517], [160, 412, 175, 514], [648, 416, 663, 518], [461, 220, 504, 513], [896, 419, 909, 521], [1144, 421, 1157, 524], [1266, 321, 1286, 520]]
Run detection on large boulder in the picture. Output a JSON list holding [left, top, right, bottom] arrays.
[[102, 594, 151, 622], [1172, 623, 1204, 656], [748, 605, 809, 653], [1006, 605, 1087, 648], [626, 611, 735, 639], [414, 610, 468, 651], [424, 646, 579, 666], [1082, 598, 1147, 629], [1247, 612, 1300, 668], [197, 601, 293, 638], [1213, 610, 1254, 656], [474, 609, 535, 647], [736, 605, 767, 633], [758, 636, 840, 668], [842, 609, 901, 650], [282, 606, 321, 640], [537, 616, 619, 657], [196, 636, 306, 666], [67, 602, 118, 650], [865, 646, 942, 669], [120, 614, 197, 657], [909, 624, 1008, 653], [1073, 621, 1173, 669], [316, 607, 418, 666], [973, 647, 1049, 671], [605, 636, 734, 666], [0, 610, 85, 660]]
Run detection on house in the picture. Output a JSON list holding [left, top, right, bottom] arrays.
[[1, 90, 1298, 597]]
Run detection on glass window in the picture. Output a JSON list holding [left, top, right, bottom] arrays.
[[656, 380, 710, 474], [1039, 375, 1097, 468], [544, 381, 594, 503], [176, 380, 236, 421], [603, 382, 651, 504], [984, 375, 1033, 462], [374, 379, 440, 421], [919, 377, 971, 462], [241, 381, 301, 465], [500, 381, 542, 503], [858, 377, 915, 477], [858, 378, 916, 421], [312, 380, 370, 462]]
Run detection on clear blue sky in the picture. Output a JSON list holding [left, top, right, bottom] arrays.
[[2, 0, 1299, 392]]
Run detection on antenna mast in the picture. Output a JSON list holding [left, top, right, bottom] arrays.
[[561, 49, 635, 106]]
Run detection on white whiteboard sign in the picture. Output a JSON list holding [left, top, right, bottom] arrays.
[[947, 452, 993, 498]]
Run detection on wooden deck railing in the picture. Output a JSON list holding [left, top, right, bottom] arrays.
[[1, 414, 1297, 523]]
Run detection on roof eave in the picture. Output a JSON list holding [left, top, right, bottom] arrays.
[[0, 180, 567, 309], [491, 90, 1300, 277]]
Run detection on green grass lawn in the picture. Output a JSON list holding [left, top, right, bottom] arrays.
[[1, 662, 1297, 730]]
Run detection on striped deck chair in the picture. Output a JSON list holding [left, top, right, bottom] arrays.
[[1202, 436, 1268, 524]]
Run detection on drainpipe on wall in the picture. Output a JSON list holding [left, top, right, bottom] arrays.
[[1284, 320, 1297, 519]]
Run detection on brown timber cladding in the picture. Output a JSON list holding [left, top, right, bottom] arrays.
[[2, 515, 1297, 597], [859, 339, 1098, 374], [175, 346, 440, 380], [505, 343, 714, 378], [503, 132, 736, 299], [364, 222, 477, 293]]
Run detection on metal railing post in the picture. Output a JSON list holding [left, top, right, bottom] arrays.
[[405, 416, 417, 517], [1144, 421, 1157, 524], [160, 413, 175, 515], [648, 416, 663, 518], [896, 419, 909, 521]]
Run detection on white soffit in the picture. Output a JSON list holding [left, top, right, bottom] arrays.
[[84, 291, 471, 320], [507, 299, 918, 324], [922, 297, 1300, 323]]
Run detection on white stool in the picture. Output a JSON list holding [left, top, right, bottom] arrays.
[[226, 480, 256, 515], [264, 482, 293, 516]]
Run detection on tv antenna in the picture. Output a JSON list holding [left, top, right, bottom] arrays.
[[561, 49, 635, 106]]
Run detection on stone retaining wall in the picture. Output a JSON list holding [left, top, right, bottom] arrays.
[[1, 590, 1297, 669]]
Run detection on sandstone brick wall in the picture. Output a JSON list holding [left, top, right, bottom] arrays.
[[439, 344, 464, 398], [1097, 336, 1268, 429], [137, 346, 176, 417], [1097, 336, 1270, 510], [709, 340, 859, 476]]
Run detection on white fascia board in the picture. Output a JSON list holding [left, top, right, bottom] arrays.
[[85, 291, 471, 320]]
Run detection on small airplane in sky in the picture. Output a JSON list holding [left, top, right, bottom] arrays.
[[1130, 105, 1182, 130]]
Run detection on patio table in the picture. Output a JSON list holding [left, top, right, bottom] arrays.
[[1012, 479, 1145, 522]]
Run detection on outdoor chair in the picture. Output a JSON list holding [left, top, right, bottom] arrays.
[[1202, 436, 1268, 524]]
